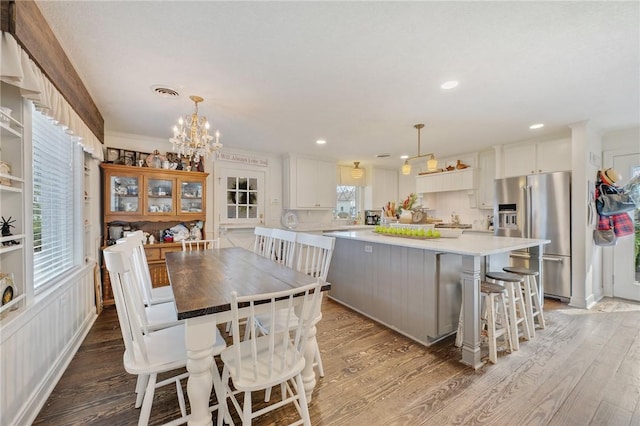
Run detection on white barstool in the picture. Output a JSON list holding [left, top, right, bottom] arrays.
[[503, 266, 546, 337], [481, 281, 513, 363], [485, 271, 531, 350], [455, 281, 513, 364]]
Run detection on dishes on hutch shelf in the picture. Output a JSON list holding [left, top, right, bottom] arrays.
[[281, 211, 298, 229], [1, 273, 15, 306]]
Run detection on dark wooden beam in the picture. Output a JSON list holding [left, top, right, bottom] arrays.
[[1, 0, 104, 143]]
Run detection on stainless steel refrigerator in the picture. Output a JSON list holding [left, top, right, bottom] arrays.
[[494, 171, 571, 300]]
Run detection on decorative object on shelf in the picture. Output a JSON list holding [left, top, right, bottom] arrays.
[[0, 273, 14, 305], [170, 95, 222, 162], [1, 216, 19, 246], [401, 123, 438, 175], [281, 210, 299, 229], [351, 161, 364, 179], [0, 161, 11, 186], [456, 160, 469, 169]]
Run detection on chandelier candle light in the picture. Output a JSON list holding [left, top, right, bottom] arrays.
[[170, 95, 222, 163], [402, 123, 438, 175]]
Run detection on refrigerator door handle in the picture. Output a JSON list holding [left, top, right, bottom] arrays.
[[510, 252, 531, 260], [527, 184, 533, 238], [542, 256, 564, 263]]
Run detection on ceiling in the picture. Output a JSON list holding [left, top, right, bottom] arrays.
[[35, 1, 639, 168]]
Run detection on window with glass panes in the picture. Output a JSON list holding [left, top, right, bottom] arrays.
[[226, 176, 258, 220]]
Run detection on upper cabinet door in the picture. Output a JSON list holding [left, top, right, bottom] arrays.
[[536, 138, 571, 174], [503, 138, 571, 177], [284, 155, 337, 209], [503, 144, 536, 177]]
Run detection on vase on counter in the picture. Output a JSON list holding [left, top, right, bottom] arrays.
[[399, 210, 413, 224]]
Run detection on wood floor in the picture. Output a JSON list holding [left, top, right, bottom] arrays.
[[34, 297, 640, 425]]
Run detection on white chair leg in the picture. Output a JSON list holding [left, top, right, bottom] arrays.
[[521, 277, 536, 338], [531, 275, 546, 329], [135, 374, 149, 408], [243, 391, 252, 425], [138, 373, 157, 426], [497, 293, 513, 354], [295, 374, 312, 426], [486, 294, 497, 364], [514, 282, 531, 342], [264, 386, 272, 402]]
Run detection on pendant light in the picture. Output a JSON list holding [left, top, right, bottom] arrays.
[[351, 161, 364, 179], [401, 124, 438, 175]]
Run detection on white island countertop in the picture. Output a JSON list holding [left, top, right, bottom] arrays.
[[324, 230, 550, 257]]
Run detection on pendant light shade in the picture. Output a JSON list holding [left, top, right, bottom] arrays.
[[402, 160, 411, 175], [351, 161, 364, 179]]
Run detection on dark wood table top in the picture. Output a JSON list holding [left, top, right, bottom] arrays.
[[165, 247, 330, 320]]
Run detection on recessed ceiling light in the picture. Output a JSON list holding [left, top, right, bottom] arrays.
[[400, 155, 409, 159], [441, 80, 459, 90], [529, 123, 544, 129], [316, 139, 326, 145]]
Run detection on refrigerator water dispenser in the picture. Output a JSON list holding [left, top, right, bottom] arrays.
[[497, 204, 518, 230]]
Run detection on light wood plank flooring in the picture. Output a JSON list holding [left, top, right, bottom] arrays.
[[34, 297, 640, 425]]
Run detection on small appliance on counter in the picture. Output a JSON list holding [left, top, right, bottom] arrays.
[[364, 210, 380, 225]]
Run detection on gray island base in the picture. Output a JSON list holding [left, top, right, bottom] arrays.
[[325, 230, 549, 369]]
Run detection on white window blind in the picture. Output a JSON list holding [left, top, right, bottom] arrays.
[[32, 106, 78, 288]]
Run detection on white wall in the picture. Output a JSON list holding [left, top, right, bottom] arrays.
[[603, 126, 640, 151], [569, 121, 603, 309]]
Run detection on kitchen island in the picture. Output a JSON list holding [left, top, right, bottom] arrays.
[[325, 230, 549, 369]]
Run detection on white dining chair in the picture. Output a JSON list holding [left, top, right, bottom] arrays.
[[181, 238, 220, 251], [217, 279, 323, 426], [104, 242, 228, 426], [116, 234, 180, 333], [269, 228, 297, 267], [257, 233, 335, 402], [124, 231, 175, 306], [253, 227, 274, 258]]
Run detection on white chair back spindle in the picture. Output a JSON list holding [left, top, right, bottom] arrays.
[[270, 228, 297, 267], [182, 238, 220, 251], [253, 227, 274, 258], [295, 233, 336, 280]]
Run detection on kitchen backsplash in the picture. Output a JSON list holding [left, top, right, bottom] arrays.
[[430, 191, 493, 230]]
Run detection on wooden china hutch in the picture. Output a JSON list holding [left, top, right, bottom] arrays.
[[100, 163, 208, 305]]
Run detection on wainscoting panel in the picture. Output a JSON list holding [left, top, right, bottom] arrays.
[[0, 263, 97, 426]]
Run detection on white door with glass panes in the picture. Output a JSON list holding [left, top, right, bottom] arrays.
[[609, 152, 640, 301], [218, 168, 265, 225]]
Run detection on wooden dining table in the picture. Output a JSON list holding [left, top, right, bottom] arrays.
[[165, 247, 330, 426]]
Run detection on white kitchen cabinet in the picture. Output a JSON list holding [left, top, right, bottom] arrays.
[[364, 167, 398, 210], [283, 155, 337, 209], [0, 83, 26, 316], [477, 150, 496, 209], [415, 168, 477, 194], [502, 138, 571, 177]]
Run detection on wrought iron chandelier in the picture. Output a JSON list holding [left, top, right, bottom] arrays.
[[169, 95, 222, 162]]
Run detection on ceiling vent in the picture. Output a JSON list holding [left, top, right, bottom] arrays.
[[151, 85, 180, 98], [376, 153, 391, 158]]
